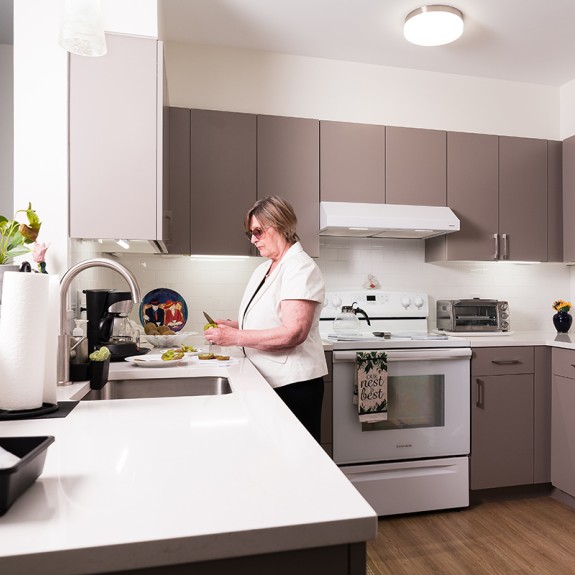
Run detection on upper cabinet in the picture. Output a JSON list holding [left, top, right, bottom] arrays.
[[498, 136, 548, 262], [427, 134, 560, 263], [189, 110, 257, 256], [563, 135, 575, 262], [427, 132, 498, 261], [69, 33, 167, 243], [257, 115, 320, 257], [547, 140, 563, 262], [385, 127, 447, 206], [320, 121, 385, 203]]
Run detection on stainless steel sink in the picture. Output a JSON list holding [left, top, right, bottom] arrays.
[[81, 376, 232, 400]]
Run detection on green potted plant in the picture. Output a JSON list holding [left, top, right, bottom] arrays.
[[0, 203, 42, 305], [89, 346, 111, 390], [0, 203, 42, 265]]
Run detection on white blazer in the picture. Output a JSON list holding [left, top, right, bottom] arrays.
[[238, 242, 328, 388]]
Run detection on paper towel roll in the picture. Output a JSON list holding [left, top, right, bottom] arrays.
[[0, 272, 52, 410], [42, 275, 60, 405]]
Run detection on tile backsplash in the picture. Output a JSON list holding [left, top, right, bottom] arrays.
[[71, 237, 571, 334]]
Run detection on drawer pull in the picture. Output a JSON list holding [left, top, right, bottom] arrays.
[[475, 379, 484, 408], [491, 360, 520, 365]]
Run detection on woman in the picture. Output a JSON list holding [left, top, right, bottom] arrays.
[[204, 196, 327, 442]]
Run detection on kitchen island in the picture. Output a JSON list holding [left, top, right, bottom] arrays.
[[0, 356, 377, 574]]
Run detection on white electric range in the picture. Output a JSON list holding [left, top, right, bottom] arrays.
[[320, 290, 472, 517]]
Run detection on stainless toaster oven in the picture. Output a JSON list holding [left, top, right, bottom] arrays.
[[436, 299, 510, 332]]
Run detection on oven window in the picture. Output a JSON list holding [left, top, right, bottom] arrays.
[[361, 375, 445, 431], [455, 305, 498, 327]]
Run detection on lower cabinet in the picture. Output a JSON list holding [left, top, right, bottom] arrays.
[[321, 351, 333, 457], [471, 346, 550, 490], [551, 348, 575, 497]]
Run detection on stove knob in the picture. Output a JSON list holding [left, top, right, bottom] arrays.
[[401, 297, 412, 309], [413, 296, 424, 309], [331, 295, 342, 309]]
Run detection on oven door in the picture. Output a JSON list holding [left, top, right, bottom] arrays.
[[332, 347, 471, 464]]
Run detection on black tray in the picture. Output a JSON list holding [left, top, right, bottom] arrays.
[[0, 436, 55, 516], [0, 403, 58, 421]]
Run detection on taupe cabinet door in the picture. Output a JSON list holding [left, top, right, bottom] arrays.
[[166, 107, 191, 255], [563, 135, 575, 262], [385, 127, 446, 206], [257, 115, 320, 257], [190, 110, 256, 255], [471, 347, 535, 490], [427, 134, 557, 262], [499, 136, 548, 262], [320, 121, 385, 203], [547, 140, 563, 262], [427, 132, 498, 261], [70, 33, 163, 240], [551, 348, 575, 496]]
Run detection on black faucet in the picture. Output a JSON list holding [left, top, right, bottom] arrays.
[[351, 302, 371, 326]]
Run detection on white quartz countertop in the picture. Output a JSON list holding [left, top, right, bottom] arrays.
[[0, 353, 377, 574], [438, 330, 575, 349], [322, 330, 575, 350]]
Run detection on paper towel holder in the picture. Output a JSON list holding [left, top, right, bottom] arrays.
[[57, 258, 141, 386]]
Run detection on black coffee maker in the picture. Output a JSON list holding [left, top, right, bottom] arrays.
[[84, 289, 149, 361]]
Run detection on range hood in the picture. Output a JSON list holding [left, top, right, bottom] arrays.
[[319, 201, 460, 239]]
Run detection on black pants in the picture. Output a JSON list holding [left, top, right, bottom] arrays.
[[275, 377, 324, 443]]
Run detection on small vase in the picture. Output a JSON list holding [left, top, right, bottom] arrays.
[[553, 311, 573, 333], [89, 359, 110, 390]]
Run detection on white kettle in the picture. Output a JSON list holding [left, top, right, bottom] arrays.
[[332, 303, 371, 334]]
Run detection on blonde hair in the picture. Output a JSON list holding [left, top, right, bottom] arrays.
[[245, 196, 300, 244]]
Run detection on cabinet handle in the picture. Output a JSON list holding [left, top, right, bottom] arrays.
[[502, 233, 509, 260], [475, 379, 484, 408], [491, 359, 520, 365], [492, 233, 499, 260]]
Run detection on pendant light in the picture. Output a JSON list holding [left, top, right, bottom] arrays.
[[404, 5, 464, 47], [59, 0, 107, 57]]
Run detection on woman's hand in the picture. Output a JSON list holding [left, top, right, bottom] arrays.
[[204, 300, 319, 352], [204, 324, 239, 347]]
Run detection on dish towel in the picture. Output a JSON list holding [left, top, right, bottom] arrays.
[[355, 351, 388, 423]]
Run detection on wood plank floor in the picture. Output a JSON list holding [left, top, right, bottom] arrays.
[[367, 495, 575, 575]]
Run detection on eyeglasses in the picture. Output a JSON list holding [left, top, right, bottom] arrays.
[[245, 227, 267, 241]]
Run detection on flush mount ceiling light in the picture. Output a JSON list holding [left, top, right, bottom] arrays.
[[404, 5, 464, 47]]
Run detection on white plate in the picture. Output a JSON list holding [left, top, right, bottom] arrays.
[[125, 354, 191, 367]]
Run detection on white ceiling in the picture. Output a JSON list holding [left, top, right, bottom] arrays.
[[2, 1, 574, 87], [159, 0, 575, 87]]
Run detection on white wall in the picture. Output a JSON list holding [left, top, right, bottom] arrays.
[[13, 0, 159, 277], [97, 42, 561, 334], [0, 44, 13, 219], [72, 236, 569, 335], [561, 77, 575, 140], [166, 43, 560, 140], [12, 17, 571, 333]]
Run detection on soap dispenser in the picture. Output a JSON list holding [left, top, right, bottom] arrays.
[[70, 319, 88, 364]]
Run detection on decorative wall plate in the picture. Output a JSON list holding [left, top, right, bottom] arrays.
[[139, 288, 188, 333]]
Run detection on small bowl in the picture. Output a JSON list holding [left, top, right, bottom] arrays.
[[142, 332, 195, 348]]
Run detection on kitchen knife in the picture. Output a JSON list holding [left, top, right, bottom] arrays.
[[203, 311, 217, 325]]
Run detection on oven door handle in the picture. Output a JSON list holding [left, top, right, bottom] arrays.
[[333, 348, 472, 362]]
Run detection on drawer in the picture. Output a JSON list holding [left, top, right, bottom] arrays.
[[472, 347, 534, 376], [552, 347, 575, 379]]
